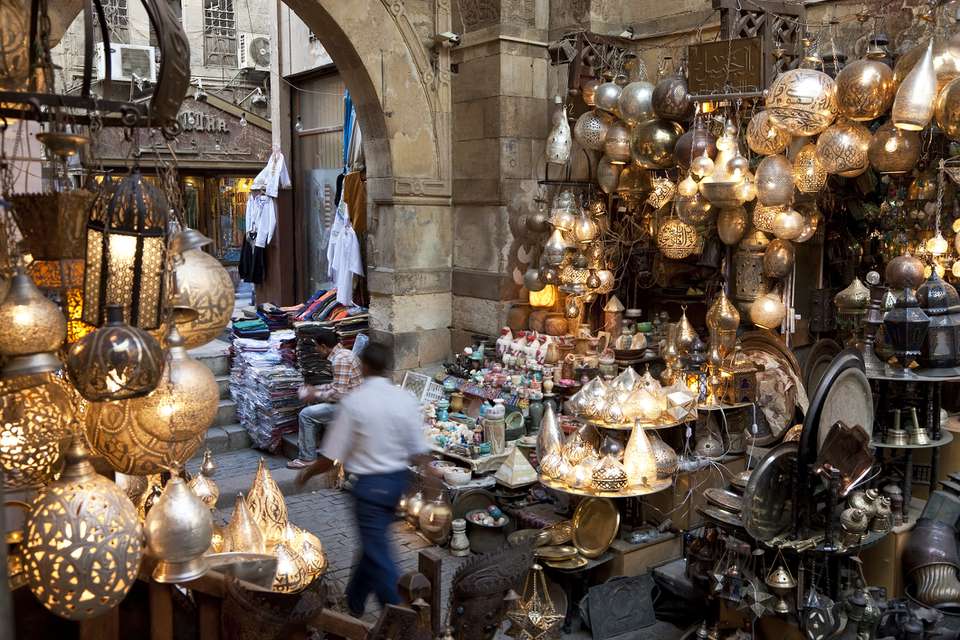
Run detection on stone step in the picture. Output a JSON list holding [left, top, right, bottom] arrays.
[[204, 423, 251, 454], [216, 374, 231, 400], [281, 432, 299, 460], [214, 399, 237, 428]]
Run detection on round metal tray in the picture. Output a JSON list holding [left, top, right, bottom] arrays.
[[539, 476, 672, 498]]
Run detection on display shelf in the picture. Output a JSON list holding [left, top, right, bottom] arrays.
[[538, 476, 672, 498], [430, 445, 510, 474], [581, 417, 688, 431], [871, 430, 953, 450], [865, 365, 960, 382]]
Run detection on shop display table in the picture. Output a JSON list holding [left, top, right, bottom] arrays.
[[429, 444, 510, 474], [871, 430, 953, 512]]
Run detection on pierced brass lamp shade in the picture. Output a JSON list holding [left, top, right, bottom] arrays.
[[935, 76, 960, 140], [718, 207, 748, 246], [189, 470, 220, 510], [746, 111, 790, 155], [66, 305, 163, 401], [224, 492, 266, 553], [893, 34, 960, 96], [144, 475, 213, 583], [657, 218, 699, 259], [835, 58, 894, 121], [755, 155, 796, 207], [816, 120, 870, 177], [22, 437, 142, 620], [868, 122, 920, 174], [603, 120, 632, 164], [172, 248, 236, 349], [0, 271, 66, 377], [892, 40, 937, 131], [272, 542, 310, 593], [247, 458, 288, 549], [793, 144, 827, 193], [766, 68, 838, 136], [750, 289, 786, 329], [631, 119, 683, 169]]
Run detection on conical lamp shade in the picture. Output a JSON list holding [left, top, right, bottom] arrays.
[[272, 542, 309, 593], [223, 492, 265, 553], [536, 402, 563, 461], [188, 471, 220, 510], [247, 458, 288, 549], [893, 40, 937, 131], [624, 423, 657, 487]]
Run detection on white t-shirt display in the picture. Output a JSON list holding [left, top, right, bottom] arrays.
[[245, 193, 277, 248], [253, 150, 292, 198], [326, 200, 363, 305]]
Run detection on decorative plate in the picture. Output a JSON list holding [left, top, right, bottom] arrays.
[[534, 545, 578, 561], [452, 488, 497, 520], [817, 367, 873, 452], [704, 487, 743, 514], [697, 506, 745, 529], [742, 443, 798, 542], [545, 555, 589, 570], [803, 338, 842, 394], [572, 497, 620, 559]]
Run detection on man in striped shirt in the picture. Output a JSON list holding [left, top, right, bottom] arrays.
[[287, 330, 362, 469]]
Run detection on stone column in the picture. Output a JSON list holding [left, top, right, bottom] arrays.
[[450, 0, 551, 350]]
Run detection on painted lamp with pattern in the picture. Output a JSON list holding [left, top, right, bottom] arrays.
[[22, 436, 142, 620], [247, 457, 289, 549]]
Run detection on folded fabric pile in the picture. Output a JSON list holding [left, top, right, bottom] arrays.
[[230, 334, 304, 452], [295, 324, 335, 386], [275, 330, 299, 368], [258, 303, 291, 331], [232, 318, 270, 340]]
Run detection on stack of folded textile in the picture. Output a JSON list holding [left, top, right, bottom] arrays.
[[232, 318, 270, 340], [258, 303, 291, 331], [295, 324, 335, 386]]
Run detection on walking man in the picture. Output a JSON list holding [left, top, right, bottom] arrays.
[[296, 342, 429, 616], [287, 330, 361, 470]]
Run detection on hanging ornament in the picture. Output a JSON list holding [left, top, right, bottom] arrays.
[[247, 458, 289, 549], [543, 228, 573, 266], [144, 474, 213, 583], [1, 372, 76, 490], [892, 40, 937, 131], [617, 81, 655, 125], [792, 144, 827, 193], [594, 80, 623, 114], [763, 239, 796, 278], [603, 119, 633, 164], [699, 124, 748, 207], [631, 119, 683, 169], [647, 177, 677, 209], [835, 58, 895, 121], [893, 34, 960, 95], [536, 401, 563, 461], [815, 120, 870, 176], [22, 436, 142, 620], [868, 122, 920, 174], [772, 207, 805, 241], [935, 76, 960, 140], [172, 247, 236, 349], [717, 207, 749, 246], [755, 155, 796, 206], [66, 305, 163, 401], [574, 110, 613, 151], [596, 155, 622, 194], [674, 118, 717, 170], [189, 466, 220, 510], [616, 165, 654, 200], [690, 149, 715, 180], [545, 97, 572, 165], [564, 295, 583, 319], [927, 231, 949, 256], [0, 270, 67, 377], [523, 267, 545, 293], [750, 288, 786, 329], [573, 210, 599, 244], [736, 173, 757, 203], [657, 218, 699, 259], [746, 111, 790, 155], [766, 68, 838, 135], [652, 66, 694, 122]]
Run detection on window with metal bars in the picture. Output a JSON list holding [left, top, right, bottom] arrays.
[[98, 0, 130, 44], [203, 0, 237, 67]]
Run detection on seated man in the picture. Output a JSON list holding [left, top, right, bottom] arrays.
[[287, 331, 361, 469]]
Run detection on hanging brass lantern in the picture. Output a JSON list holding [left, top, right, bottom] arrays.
[[0, 0, 30, 92], [81, 171, 169, 329], [616, 165, 654, 201], [652, 67, 694, 122], [755, 155, 796, 206], [706, 290, 740, 338], [22, 436, 142, 621], [247, 458, 288, 549], [596, 155, 622, 194], [273, 542, 310, 593], [753, 204, 783, 234], [893, 34, 960, 95], [657, 218, 699, 259], [65, 305, 163, 401], [700, 126, 748, 207], [816, 120, 870, 176], [618, 81, 655, 126], [936, 76, 960, 140], [835, 58, 895, 121], [746, 111, 790, 156], [224, 492, 266, 553], [1, 372, 76, 490], [594, 80, 622, 114], [145, 474, 213, 583], [676, 191, 714, 226], [766, 68, 838, 136], [647, 177, 677, 210], [574, 110, 613, 151], [892, 40, 937, 131], [631, 119, 683, 169], [750, 288, 786, 329], [868, 122, 920, 174], [603, 120, 632, 164], [795, 203, 821, 243], [717, 207, 748, 246], [793, 144, 827, 193], [189, 451, 220, 509], [763, 239, 796, 278], [772, 207, 805, 241], [172, 248, 236, 349], [674, 118, 717, 170], [0, 270, 66, 377]]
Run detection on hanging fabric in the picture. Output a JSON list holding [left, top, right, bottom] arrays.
[[326, 200, 363, 306], [253, 148, 292, 198]]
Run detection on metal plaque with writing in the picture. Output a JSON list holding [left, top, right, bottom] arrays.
[[687, 37, 763, 95]]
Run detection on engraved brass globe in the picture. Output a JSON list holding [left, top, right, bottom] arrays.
[[603, 119, 632, 164], [0, 0, 30, 92], [793, 144, 827, 193], [763, 239, 796, 278], [816, 120, 870, 177], [574, 110, 612, 151], [581, 77, 600, 107], [657, 218, 699, 260], [22, 437, 142, 621], [835, 58, 894, 121], [886, 254, 926, 289], [718, 207, 748, 246], [173, 248, 236, 349], [935, 76, 960, 140], [652, 69, 694, 122], [0, 270, 66, 377], [750, 289, 786, 329], [617, 81, 655, 126], [772, 207, 805, 241], [868, 122, 920, 174], [631, 119, 683, 169], [755, 155, 795, 207], [746, 111, 790, 155], [594, 80, 623, 115], [144, 474, 213, 583], [766, 68, 838, 136], [674, 119, 717, 170]]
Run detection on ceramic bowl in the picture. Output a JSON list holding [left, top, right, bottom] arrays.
[[428, 460, 457, 479], [443, 467, 472, 486]]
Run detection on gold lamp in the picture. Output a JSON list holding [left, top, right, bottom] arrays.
[[766, 68, 838, 136], [746, 111, 790, 155], [623, 423, 657, 487], [247, 458, 288, 549], [282, 523, 327, 580], [816, 120, 871, 177], [188, 452, 220, 510], [22, 436, 142, 620], [144, 474, 213, 583], [868, 122, 920, 174], [0, 270, 67, 377], [224, 492, 266, 553], [793, 144, 827, 193], [81, 171, 169, 329], [172, 248, 236, 349], [272, 542, 310, 593], [835, 58, 895, 121], [1, 372, 76, 490], [750, 287, 787, 329], [657, 217, 699, 259], [893, 40, 937, 131]]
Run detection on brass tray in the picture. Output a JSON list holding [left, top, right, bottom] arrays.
[[539, 476, 672, 498], [703, 488, 743, 514], [572, 497, 620, 559], [508, 529, 546, 548], [697, 506, 745, 529], [544, 521, 574, 545], [545, 555, 589, 570], [535, 545, 578, 561]]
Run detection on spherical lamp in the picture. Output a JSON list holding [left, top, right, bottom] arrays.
[[676, 191, 714, 226], [718, 207, 748, 245], [594, 80, 622, 114], [755, 155, 796, 206], [750, 289, 786, 329], [746, 111, 790, 155], [674, 119, 716, 170], [772, 207, 805, 241], [603, 120, 632, 164], [617, 81, 655, 125], [753, 204, 783, 234], [763, 239, 796, 278], [766, 68, 838, 136], [657, 218, 699, 259], [892, 40, 937, 131], [581, 77, 600, 106], [885, 254, 925, 289], [0, 270, 66, 377], [144, 474, 213, 583], [868, 122, 920, 174], [652, 69, 694, 122], [677, 174, 699, 198], [835, 58, 895, 121], [172, 248, 236, 349], [22, 437, 142, 620], [631, 119, 683, 169], [816, 120, 870, 176], [574, 110, 612, 151], [935, 76, 960, 140], [793, 144, 827, 193]]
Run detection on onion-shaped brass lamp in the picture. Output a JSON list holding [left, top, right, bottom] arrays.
[[81, 170, 169, 329], [172, 248, 235, 349], [0, 270, 67, 377], [144, 474, 213, 583]]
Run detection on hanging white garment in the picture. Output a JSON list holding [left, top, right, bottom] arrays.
[[253, 150, 292, 198], [327, 200, 363, 305], [246, 193, 277, 248]]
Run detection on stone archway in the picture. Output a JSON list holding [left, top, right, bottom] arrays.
[[51, 0, 454, 371]]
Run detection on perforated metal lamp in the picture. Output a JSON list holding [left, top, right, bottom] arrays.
[[81, 170, 169, 330]]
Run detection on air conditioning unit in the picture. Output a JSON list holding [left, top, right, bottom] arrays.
[[238, 33, 271, 71], [95, 44, 158, 82]]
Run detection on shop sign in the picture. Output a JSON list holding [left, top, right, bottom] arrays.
[[687, 37, 763, 95], [179, 110, 230, 134]]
